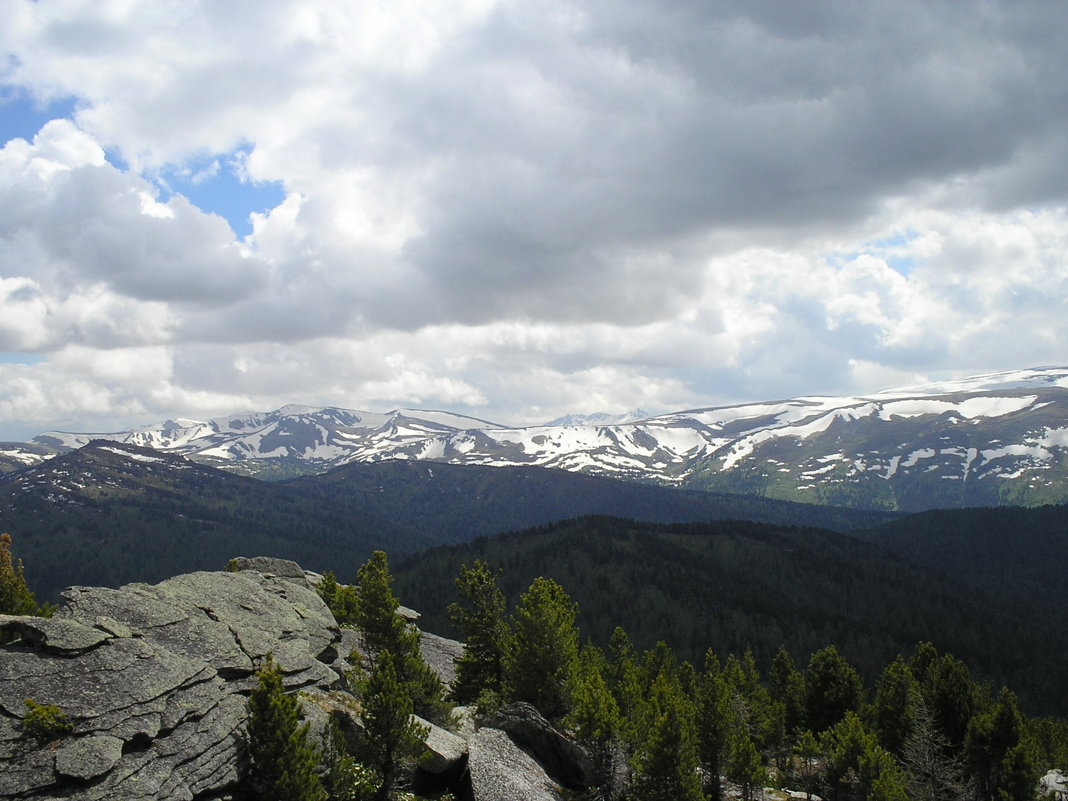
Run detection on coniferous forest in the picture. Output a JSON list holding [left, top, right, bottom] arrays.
[[393, 516, 1068, 718], [349, 550, 1068, 801]]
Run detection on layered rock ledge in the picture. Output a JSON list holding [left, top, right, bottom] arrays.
[[0, 562, 342, 801]]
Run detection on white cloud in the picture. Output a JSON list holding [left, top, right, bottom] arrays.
[[1, 1, 1068, 436]]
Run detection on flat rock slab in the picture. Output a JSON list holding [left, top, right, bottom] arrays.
[[0, 616, 113, 653], [55, 734, 124, 780], [420, 631, 463, 688]]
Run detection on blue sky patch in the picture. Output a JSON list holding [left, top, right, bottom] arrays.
[[827, 231, 919, 276], [155, 148, 286, 238], [0, 352, 45, 365], [0, 89, 77, 145]]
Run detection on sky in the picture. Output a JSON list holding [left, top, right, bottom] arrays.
[[1, 1, 1068, 441]]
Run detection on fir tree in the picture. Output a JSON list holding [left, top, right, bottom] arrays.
[[246, 653, 327, 801], [502, 576, 580, 719], [448, 560, 509, 703], [0, 533, 38, 616]]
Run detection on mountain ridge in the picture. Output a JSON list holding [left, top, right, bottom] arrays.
[[8, 366, 1068, 510]]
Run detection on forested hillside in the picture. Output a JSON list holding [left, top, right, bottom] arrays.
[[0, 442, 894, 600], [860, 503, 1068, 616], [393, 516, 1068, 717]]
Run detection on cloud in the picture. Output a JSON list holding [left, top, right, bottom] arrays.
[[2, 1, 1068, 435]]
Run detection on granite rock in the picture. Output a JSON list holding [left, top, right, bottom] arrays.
[[0, 566, 345, 800]]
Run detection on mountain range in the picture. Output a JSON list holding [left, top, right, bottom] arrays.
[[3, 366, 1068, 511]]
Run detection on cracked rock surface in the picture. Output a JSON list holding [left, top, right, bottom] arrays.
[[468, 726, 563, 801], [0, 567, 344, 801]]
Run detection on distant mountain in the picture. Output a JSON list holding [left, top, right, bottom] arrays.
[[544, 409, 653, 426], [0, 441, 892, 601], [393, 515, 1068, 716], [17, 366, 1068, 510]]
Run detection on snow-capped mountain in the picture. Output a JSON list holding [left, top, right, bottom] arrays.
[[19, 366, 1068, 510]]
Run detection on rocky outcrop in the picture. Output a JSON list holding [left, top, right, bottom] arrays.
[[1, 560, 598, 801], [0, 567, 343, 800]]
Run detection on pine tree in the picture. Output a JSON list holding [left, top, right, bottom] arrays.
[[0, 533, 38, 616], [502, 576, 580, 719], [803, 645, 864, 735], [965, 687, 1037, 801], [354, 551, 412, 660], [696, 650, 732, 801], [566, 643, 622, 792], [317, 570, 359, 627], [724, 649, 775, 749], [246, 654, 327, 801], [869, 655, 919, 756], [821, 711, 907, 801], [630, 670, 703, 801], [448, 560, 509, 703], [793, 729, 824, 801], [358, 649, 429, 801], [769, 645, 805, 738], [353, 551, 447, 723], [606, 627, 647, 752], [925, 653, 978, 751], [727, 732, 766, 801]]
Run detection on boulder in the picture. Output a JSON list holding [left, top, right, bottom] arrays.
[[483, 702, 594, 790], [467, 726, 563, 801], [416, 715, 468, 775], [0, 565, 346, 801], [1040, 770, 1068, 800]]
